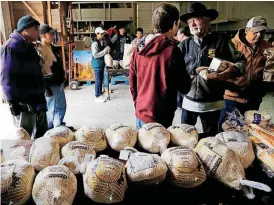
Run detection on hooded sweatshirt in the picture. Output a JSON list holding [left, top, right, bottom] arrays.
[[1, 30, 46, 109], [130, 34, 191, 128]]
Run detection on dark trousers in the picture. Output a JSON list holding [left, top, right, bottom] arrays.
[[13, 111, 48, 139], [181, 108, 221, 138], [218, 98, 262, 131], [177, 92, 183, 108], [94, 69, 104, 97]]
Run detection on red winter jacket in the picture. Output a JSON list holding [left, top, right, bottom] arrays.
[[130, 34, 191, 128]]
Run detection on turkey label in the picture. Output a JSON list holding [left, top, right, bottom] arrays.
[[221, 135, 248, 149], [110, 124, 128, 131], [128, 153, 156, 173], [201, 143, 223, 175], [46, 166, 70, 179], [169, 148, 194, 169], [143, 124, 163, 131], [173, 125, 196, 133], [70, 144, 89, 150]]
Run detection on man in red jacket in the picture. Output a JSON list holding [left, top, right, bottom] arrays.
[[130, 3, 191, 129]]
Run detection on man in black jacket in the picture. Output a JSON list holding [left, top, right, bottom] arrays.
[[38, 24, 67, 129], [178, 2, 245, 137], [111, 25, 133, 60]]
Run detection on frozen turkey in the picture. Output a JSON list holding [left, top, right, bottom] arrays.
[[216, 131, 255, 169], [244, 110, 271, 128], [1, 158, 35, 205], [161, 146, 206, 188], [106, 123, 138, 151], [44, 126, 74, 148], [12, 128, 31, 140], [74, 125, 107, 152], [122, 147, 168, 184], [82, 155, 127, 204], [195, 137, 271, 199], [32, 165, 77, 205], [168, 124, 198, 148], [2, 140, 34, 161], [58, 157, 81, 175], [29, 137, 60, 171], [61, 141, 96, 164], [138, 123, 170, 153]]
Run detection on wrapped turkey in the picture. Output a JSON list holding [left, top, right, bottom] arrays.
[[138, 123, 170, 153], [61, 141, 96, 164], [161, 146, 206, 188], [29, 137, 60, 171], [74, 125, 107, 152], [122, 147, 168, 184], [32, 165, 77, 205], [1, 158, 35, 205], [244, 110, 271, 128], [1, 140, 34, 161], [11, 128, 31, 140], [82, 155, 127, 204], [44, 126, 74, 148], [104, 54, 113, 67], [216, 131, 255, 169], [195, 137, 271, 199], [168, 124, 198, 148], [249, 136, 274, 178], [106, 123, 137, 151]]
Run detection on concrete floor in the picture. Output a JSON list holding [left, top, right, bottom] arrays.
[[0, 83, 273, 139]]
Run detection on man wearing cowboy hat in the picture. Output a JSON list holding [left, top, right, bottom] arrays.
[[220, 16, 272, 126], [178, 2, 246, 137]]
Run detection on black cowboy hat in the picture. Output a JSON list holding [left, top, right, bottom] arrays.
[[180, 2, 218, 23]]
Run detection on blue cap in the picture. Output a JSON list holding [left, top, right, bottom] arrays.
[[17, 15, 40, 32]]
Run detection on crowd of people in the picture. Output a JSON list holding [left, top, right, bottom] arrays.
[[0, 2, 273, 139]]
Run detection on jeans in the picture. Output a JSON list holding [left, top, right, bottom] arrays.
[[219, 98, 262, 131], [46, 84, 67, 129], [181, 108, 221, 138], [103, 70, 109, 88], [13, 111, 48, 139], [94, 70, 104, 97], [136, 118, 146, 130], [177, 92, 183, 108]]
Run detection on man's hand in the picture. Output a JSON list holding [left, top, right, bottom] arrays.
[[196, 66, 209, 74], [207, 62, 234, 81], [9, 101, 21, 116], [104, 46, 111, 54]]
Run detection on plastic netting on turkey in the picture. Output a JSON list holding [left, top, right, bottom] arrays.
[[74, 125, 107, 152], [195, 137, 271, 199], [82, 155, 127, 204], [106, 123, 138, 151], [161, 146, 206, 188], [138, 123, 170, 153], [32, 165, 77, 205], [1, 158, 35, 205], [43, 126, 74, 148], [29, 137, 60, 172]]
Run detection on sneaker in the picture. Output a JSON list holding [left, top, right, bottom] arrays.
[[94, 96, 107, 103]]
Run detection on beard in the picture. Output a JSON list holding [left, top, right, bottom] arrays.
[[190, 27, 203, 37]]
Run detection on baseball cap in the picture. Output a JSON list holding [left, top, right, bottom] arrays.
[[246, 16, 269, 32], [95, 27, 105, 34], [17, 15, 40, 32], [40, 24, 56, 35]]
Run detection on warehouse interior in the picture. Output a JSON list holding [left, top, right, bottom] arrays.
[[0, 1, 274, 205]]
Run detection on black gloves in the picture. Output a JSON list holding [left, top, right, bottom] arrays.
[[8, 101, 21, 116], [45, 87, 53, 97]]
